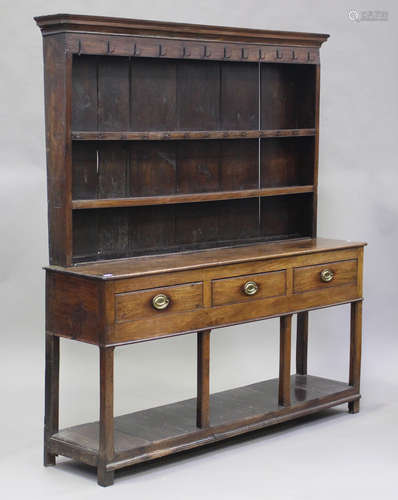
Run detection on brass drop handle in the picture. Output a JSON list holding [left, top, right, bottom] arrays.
[[152, 293, 170, 310], [243, 281, 259, 296], [320, 269, 334, 283]]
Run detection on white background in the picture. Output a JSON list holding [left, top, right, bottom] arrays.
[[0, 0, 397, 498]]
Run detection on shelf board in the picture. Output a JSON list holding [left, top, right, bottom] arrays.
[[71, 129, 316, 141], [48, 375, 358, 471], [72, 185, 314, 210]]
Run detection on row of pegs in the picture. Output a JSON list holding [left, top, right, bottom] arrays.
[[76, 38, 316, 62]]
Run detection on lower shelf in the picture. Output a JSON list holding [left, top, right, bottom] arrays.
[[49, 375, 358, 471]]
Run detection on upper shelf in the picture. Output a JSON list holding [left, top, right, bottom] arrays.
[[72, 129, 316, 141]]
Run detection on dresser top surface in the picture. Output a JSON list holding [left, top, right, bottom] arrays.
[[45, 238, 365, 281], [34, 13, 329, 46]]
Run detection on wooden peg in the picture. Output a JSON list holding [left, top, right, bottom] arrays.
[[203, 45, 211, 58], [133, 43, 140, 56]]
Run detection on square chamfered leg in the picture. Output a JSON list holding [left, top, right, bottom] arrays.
[[97, 346, 115, 487], [296, 311, 309, 375], [279, 314, 292, 406], [348, 301, 362, 413], [44, 333, 59, 466], [197, 330, 211, 428]]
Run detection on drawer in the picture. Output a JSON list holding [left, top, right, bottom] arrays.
[[115, 282, 203, 322], [293, 259, 357, 293], [212, 270, 286, 306]]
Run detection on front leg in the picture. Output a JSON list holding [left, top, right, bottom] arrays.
[[97, 346, 115, 486], [44, 333, 59, 466], [348, 399, 360, 414], [348, 301, 362, 413]]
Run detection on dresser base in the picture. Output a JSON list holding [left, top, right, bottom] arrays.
[[43, 239, 364, 486], [47, 374, 359, 482]]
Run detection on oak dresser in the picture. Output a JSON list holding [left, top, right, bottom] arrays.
[[35, 13, 366, 486]]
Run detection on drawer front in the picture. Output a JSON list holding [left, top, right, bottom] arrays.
[[212, 270, 286, 306], [293, 259, 357, 293], [112, 283, 360, 344], [108, 247, 363, 344], [116, 282, 203, 322]]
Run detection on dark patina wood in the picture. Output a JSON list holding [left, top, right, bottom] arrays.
[[36, 14, 365, 487], [47, 375, 359, 471], [348, 301, 362, 414], [44, 333, 59, 466], [42, 34, 73, 266], [98, 347, 115, 486], [296, 311, 309, 375], [197, 330, 210, 428], [279, 315, 292, 406], [37, 16, 326, 265], [35, 13, 329, 45]]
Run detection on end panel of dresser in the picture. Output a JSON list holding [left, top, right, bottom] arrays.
[[46, 271, 107, 345]]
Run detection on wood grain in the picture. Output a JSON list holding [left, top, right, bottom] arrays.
[[212, 270, 286, 306], [260, 193, 313, 241], [72, 142, 97, 200], [279, 315, 292, 406], [35, 14, 329, 47], [197, 330, 210, 428], [348, 301, 362, 413], [45, 245, 364, 346], [71, 128, 316, 141], [38, 16, 366, 487], [111, 283, 361, 345], [48, 375, 355, 471], [44, 333, 59, 466], [220, 62, 258, 130], [98, 347, 115, 486], [62, 33, 321, 64], [71, 55, 97, 131], [115, 282, 203, 322], [43, 34, 73, 266], [98, 57, 129, 131], [261, 65, 315, 130], [260, 137, 314, 188], [46, 240, 365, 281], [72, 186, 315, 209], [130, 59, 177, 131], [46, 271, 102, 344], [293, 259, 357, 293], [296, 311, 309, 375]]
